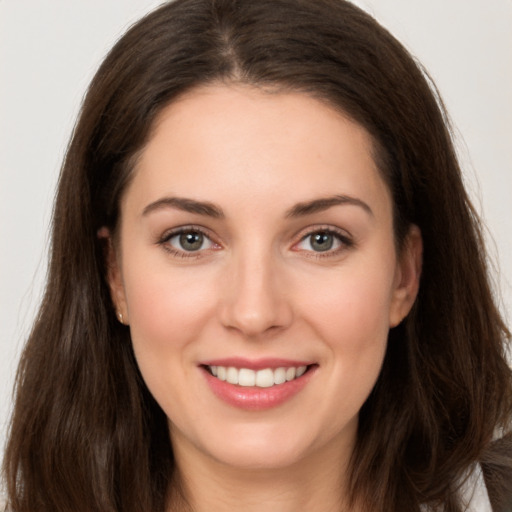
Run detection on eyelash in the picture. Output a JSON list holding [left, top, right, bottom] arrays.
[[157, 225, 354, 259], [157, 226, 219, 259], [293, 226, 354, 259]]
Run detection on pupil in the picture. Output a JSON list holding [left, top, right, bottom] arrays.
[[180, 232, 203, 251], [311, 232, 333, 251]]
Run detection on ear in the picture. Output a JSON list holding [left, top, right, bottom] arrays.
[[389, 224, 422, 327], [97, 227, 129, 325]]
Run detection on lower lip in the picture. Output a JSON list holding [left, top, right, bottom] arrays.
[[201, 366, 316, 411]]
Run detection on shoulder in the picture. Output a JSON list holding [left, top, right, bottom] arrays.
[[420, 464, 493, 512], [459, 464, 493, 512]]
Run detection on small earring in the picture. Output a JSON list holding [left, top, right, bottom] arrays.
[[117, 311, 124, 324]]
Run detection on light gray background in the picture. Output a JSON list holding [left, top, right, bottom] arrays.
[[1, 0, 511, 453]]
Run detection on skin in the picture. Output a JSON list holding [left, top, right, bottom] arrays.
[[107, 85, 422, 512]]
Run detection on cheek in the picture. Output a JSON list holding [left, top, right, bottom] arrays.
[[122, 258, 218, 357], [297, 254, 396, 398], [120, 261, 220, 418], [285, 260, 396, 443], [305, 265, 396, 342]]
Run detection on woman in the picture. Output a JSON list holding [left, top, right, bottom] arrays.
[[3, 0, 511, 511]]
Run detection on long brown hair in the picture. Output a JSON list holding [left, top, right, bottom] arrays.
[[4, 1, 511, 511]]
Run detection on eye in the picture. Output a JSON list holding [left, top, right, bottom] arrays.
[[160, 228, 219, 255], [294, 229, 352, 254]]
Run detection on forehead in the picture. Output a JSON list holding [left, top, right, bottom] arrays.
[[124, 85, 391, 220]]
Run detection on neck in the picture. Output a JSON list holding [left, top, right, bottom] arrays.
[[167, 431, 359, 512]]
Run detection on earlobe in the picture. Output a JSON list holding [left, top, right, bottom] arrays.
[[98, 227, 129, 325], [389, 224, 422, 327]]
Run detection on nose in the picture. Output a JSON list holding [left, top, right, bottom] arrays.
[[218, 249, 293, 338]]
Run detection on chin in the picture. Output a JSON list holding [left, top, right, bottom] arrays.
[[189, 418, 341, 472], [210, 440, 310, 471]]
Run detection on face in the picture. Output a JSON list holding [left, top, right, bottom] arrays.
[[107, 85, 421, 473]]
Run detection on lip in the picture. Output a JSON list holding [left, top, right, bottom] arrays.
[[200, 357, 313, 370], [199, 359, 317, 411]]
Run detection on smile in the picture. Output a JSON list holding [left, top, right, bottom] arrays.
[[200, 358, 317, 410], [207, 365, 308, 388]]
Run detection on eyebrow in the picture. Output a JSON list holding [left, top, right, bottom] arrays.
[[142, 197, 225, 218], [285, 194, 373, 218], [142, 194, 373, 219]]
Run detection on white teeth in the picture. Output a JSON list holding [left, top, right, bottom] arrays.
[[273, 367, 286, 385], [255, 368, 274, 388], [285, 367, 296, 381], [296, 365, 307, 377], [208, 365, 309, 388], [238, 368, 256, 386], [226, 367, 239, 385]]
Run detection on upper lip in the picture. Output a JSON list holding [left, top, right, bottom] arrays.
[[199, 357, 315, 370]]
